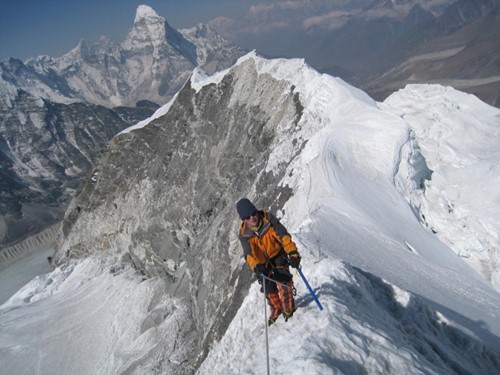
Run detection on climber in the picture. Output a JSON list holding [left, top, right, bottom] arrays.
[[236, 198, 301, 326]]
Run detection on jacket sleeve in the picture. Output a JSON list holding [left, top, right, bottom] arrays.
[[239, 235, 259, 271], [267, 212, 298, 254]]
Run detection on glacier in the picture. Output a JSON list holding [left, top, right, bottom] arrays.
[[1, 52, 499, 374]]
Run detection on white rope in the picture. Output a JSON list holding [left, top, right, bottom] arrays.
[[262, 277, 271, 375]]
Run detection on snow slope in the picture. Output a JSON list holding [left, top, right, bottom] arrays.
[[197, 55, 500, 374], [1, 53, 499, 374], [384, 85, 500, 289]]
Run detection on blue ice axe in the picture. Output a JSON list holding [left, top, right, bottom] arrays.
[[297, 267, 324, 311]]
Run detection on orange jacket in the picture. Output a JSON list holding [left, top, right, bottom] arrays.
[[239, 210, 298, 271]]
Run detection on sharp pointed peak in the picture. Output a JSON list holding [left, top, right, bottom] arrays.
[[134, 5, 163, 23]]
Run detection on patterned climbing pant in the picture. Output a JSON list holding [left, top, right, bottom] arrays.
[[264, 252, 296, 317], [266, 279, 295, 318]]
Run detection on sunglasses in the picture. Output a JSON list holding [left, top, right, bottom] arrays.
[[243, 210, 258, 221]]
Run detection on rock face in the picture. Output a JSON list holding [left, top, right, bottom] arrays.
[[0, 90, 158, 247], [55, 55, 305, 372], [0, 5, 247, 248]]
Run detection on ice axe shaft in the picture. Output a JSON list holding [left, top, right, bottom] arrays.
[[297, 267, 324, 311]]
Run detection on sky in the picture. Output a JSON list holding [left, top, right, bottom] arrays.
[[0, 0, 274, 61], [1, 53, 499, 373]]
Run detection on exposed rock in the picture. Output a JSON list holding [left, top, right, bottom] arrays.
[[0, 90, 157, 247], [55, 56, 304, 371]]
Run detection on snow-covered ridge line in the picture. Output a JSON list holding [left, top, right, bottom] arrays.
[[191, 51, 373, 105], [119, 52, 264, 135], [134, 51, 375, 144], [121, 52, 302, 134], [118, 93, 178, 135], [189, 51, 266, 92]]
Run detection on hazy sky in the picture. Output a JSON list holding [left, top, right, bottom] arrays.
[[0, 0, 277, 60]]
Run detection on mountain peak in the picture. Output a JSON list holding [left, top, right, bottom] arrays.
[[134, 5, 161, 23], [122, 5, 167, 51]]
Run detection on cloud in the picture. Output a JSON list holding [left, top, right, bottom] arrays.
[[239, 1, 364, 34], [209, 0, 442, 37], [209, 16, 291, 36], [208, 16, 237, 32], [209, 1, 306, 36], [303, 10, 354, 31], [247, 1, 303, 18]]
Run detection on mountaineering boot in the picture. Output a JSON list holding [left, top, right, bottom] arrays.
[[282, 306, 298, 322], [268, 308, 282, 326], [268, 313, 280, 326]]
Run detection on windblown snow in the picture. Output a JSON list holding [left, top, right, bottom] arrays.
[[1, 52, 499, 374]]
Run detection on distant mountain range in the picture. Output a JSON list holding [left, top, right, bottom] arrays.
[[209, 0, 500, 108], [0, 5, 246, 248], [1, 5, 246, 108], [359, 0, 500, 105]]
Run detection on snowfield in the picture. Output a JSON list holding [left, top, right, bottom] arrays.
[[1, 53, 499, 374]]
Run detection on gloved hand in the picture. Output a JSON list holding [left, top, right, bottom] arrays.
[[254, 263, 268, 277], [288, 251, 301, 268]]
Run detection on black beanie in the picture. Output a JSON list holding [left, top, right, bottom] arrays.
[[236, 198, 257, 220]]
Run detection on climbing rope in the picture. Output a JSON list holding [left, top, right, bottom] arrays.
[[262, 276, 271, 375], [259, 273, 297, 296]]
